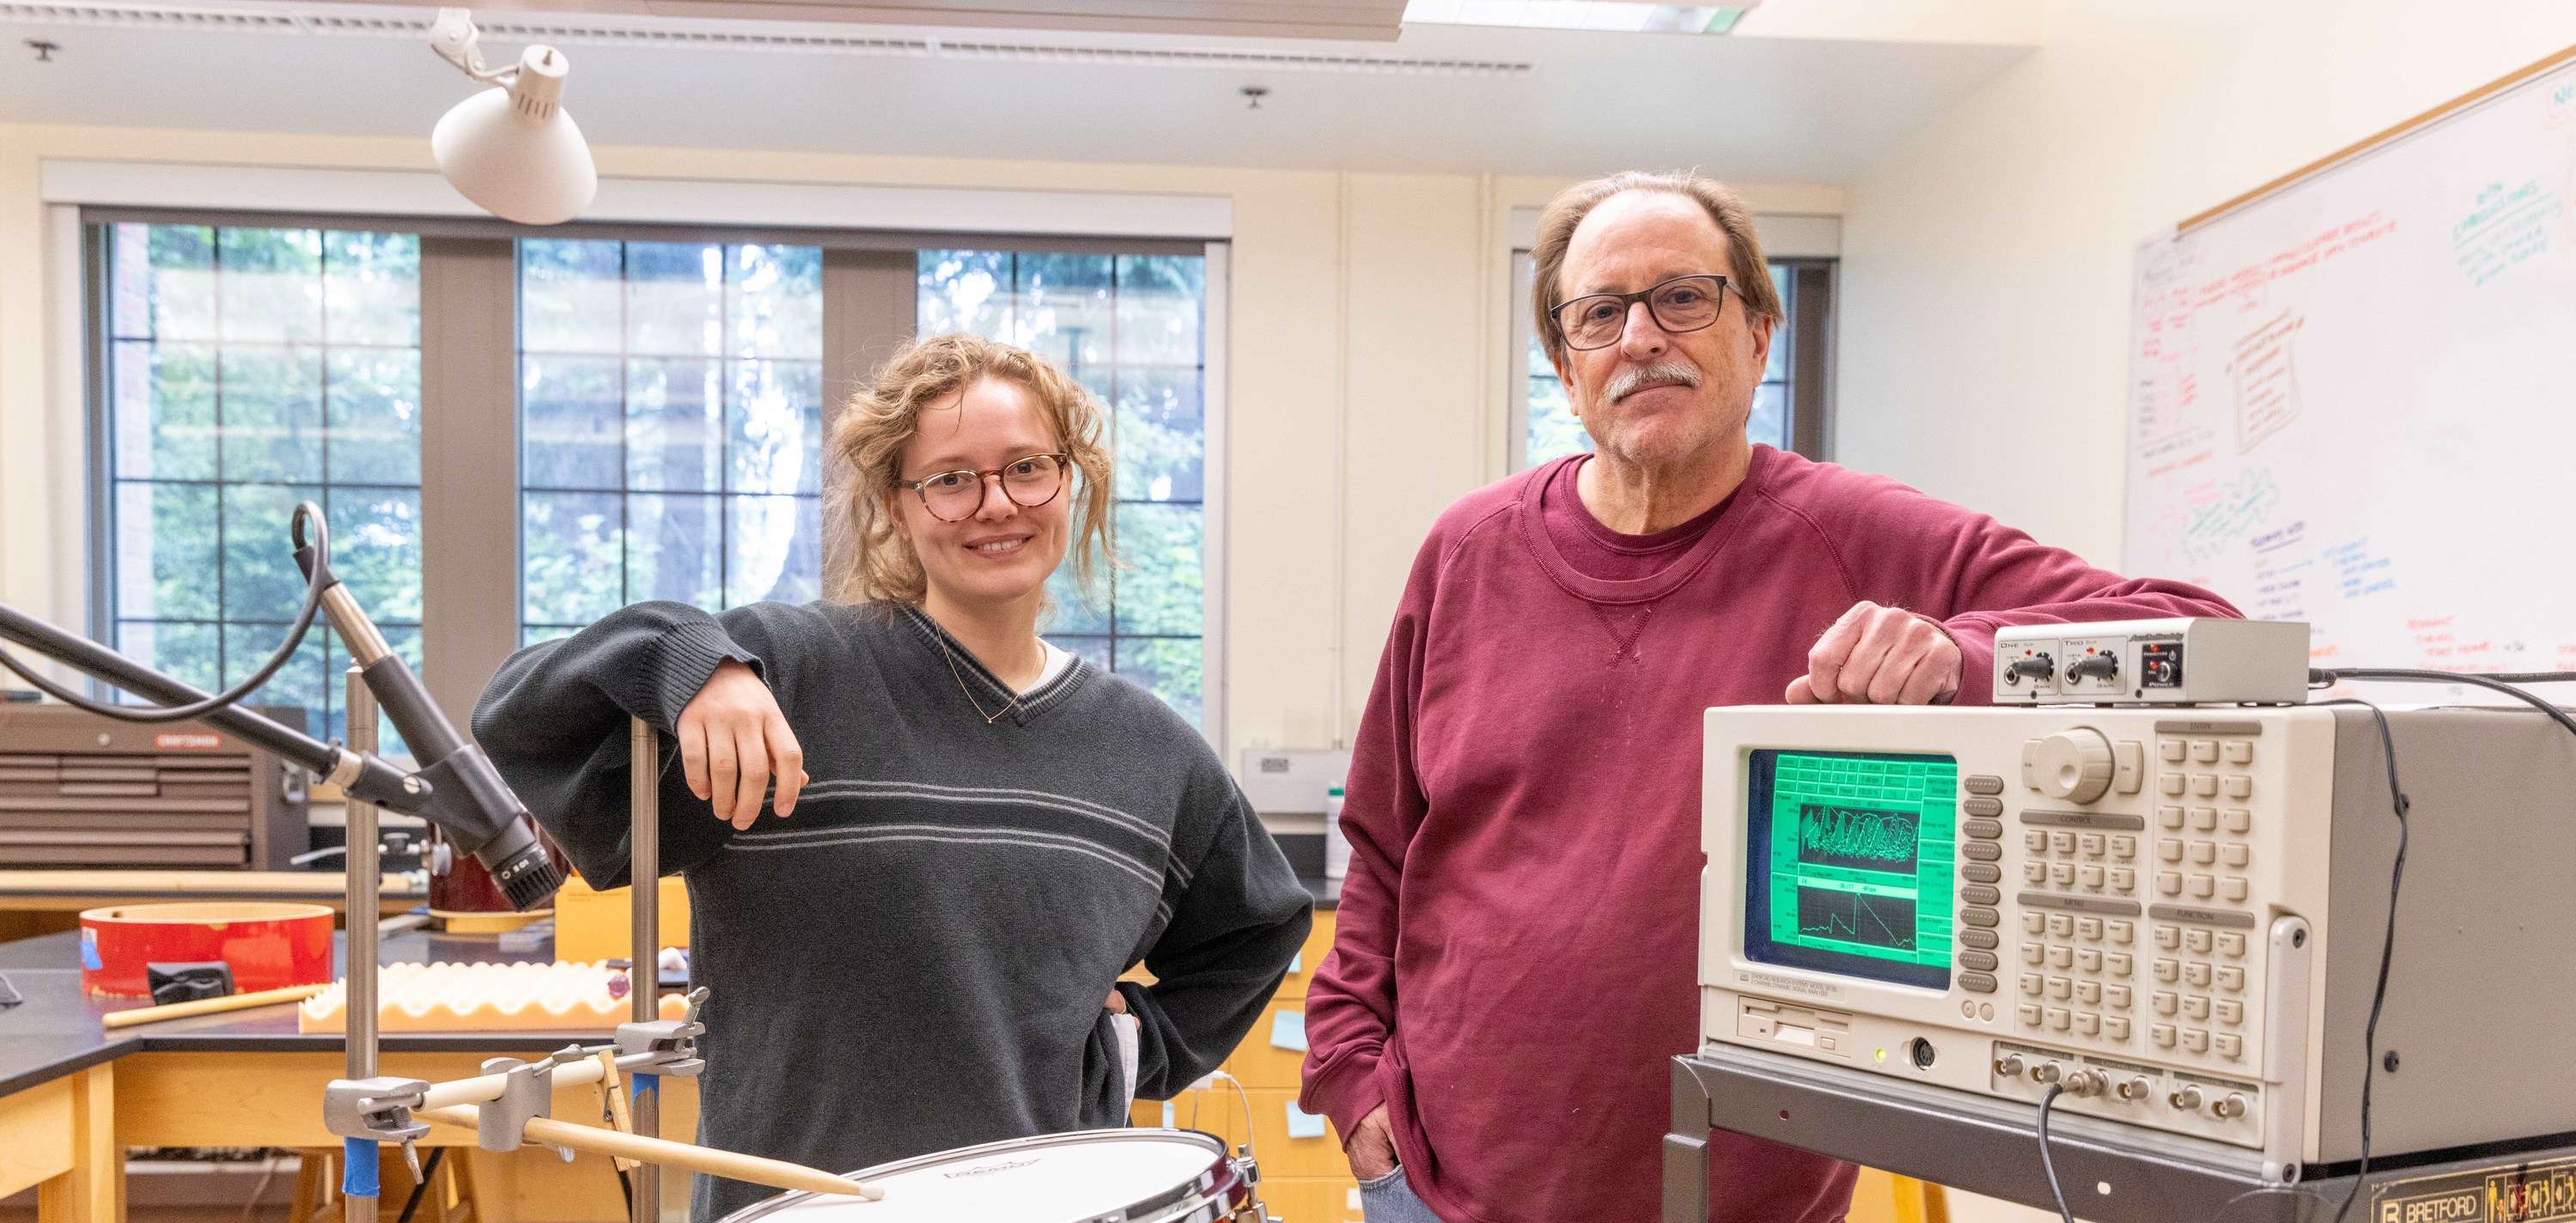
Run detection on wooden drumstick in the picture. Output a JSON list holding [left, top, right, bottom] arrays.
[[417, 1105, 883, 1200], [102, 983, 330, 1029]]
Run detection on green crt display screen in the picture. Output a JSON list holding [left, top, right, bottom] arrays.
[[1743, 750, 1958, 990]]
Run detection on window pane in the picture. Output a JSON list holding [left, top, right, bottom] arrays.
[[224, 621, 330, 740], [115, 483, 219, 622], [725, 495, 819, 606], [521, 240, 623, 354], [917, 250, 1011, 338], [1114, 255, 1203, 366], [1114, 637, 1202, 728], [1051, 633, 1112, 672], [523, 625, 578, 649], [116, 620, 221, 697], [630, 493, 723, 608], [136, 224, 218, 341], [521, 240, 824, 633], [1042, 565, 1111, 635], [220, 345, 326, 484], [222, 484, 321, 620], [326, 486, 424, 622], [324, 232, 421, 347], [728, 359, 822, 495], [522, 355, 624, 490], [522, 491, 624, 624], [101, 221, 421, 720], [730, 245, 822, 361], [627, 357, 722, 491], [627, 242, 723, 356], [1763, 265, 1793, 384], [217, 228, 322, 345], [1114, 503, 1202, 636], [1115, 368, 1203, 502], [326, 348, 423, 485], [1526, 328, 1590, 466], [1015, 253, 1112, 373], [113, 224, 186, 340], [1750, 382, 1789, 453], [113, 340, 217, 481]]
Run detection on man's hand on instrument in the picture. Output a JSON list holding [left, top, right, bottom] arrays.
[[1785, 600, 1961, 706], [1343, 1104, 1399, 1181], [678, 659, 807, 831]]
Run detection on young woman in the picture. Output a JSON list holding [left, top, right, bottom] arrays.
[[472, 333, 1311, 1220]]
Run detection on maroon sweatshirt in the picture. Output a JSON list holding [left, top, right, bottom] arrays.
[[1299, 447, 2241, 1223]]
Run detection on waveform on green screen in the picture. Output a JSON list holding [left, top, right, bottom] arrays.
[[1795, 886, 1917, 952], [1799, 805, 1918, 866]]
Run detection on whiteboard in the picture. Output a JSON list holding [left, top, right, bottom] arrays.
[[2125, 53, 2576, 676]]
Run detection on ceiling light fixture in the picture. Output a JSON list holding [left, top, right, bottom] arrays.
[[427, 8, 595, 225], [1402, 1, 1755, 35]]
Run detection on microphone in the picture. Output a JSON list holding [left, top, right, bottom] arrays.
[[295, 536, 563, 911]]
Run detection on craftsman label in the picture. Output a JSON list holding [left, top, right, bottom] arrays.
[[2373, 1156, 2576, 1223], [155, 732, 221, 750]]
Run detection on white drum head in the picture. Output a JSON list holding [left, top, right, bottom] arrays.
[[724, 1129, 1240, 1223]]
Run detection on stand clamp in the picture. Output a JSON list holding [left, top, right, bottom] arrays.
[[477, 1047, 589, 1159], [614, 986, 710, 1077], [322, 1075, 432, 1181]]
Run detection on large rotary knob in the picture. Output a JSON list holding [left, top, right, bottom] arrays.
[[2034, 728, 2116, 804]]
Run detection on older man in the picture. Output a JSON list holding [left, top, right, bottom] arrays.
[[1297, 170, 2242, 1223]]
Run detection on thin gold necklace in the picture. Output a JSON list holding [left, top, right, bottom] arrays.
[[936, 633, 1038, 726]]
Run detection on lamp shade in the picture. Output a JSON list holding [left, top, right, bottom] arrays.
[[431, 45, 596, 225]]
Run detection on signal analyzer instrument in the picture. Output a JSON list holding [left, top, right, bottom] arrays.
[[1697, 703, 2576, 1188]]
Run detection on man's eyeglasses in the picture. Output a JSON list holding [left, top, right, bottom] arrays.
[[1550, 274, 1732, 352], [898, 453, 1070, 522]]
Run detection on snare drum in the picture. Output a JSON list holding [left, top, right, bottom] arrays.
[[717, 1129, 1268, 1223]]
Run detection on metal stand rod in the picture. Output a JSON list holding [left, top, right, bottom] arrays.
[[344, 667, 383, 1223], [630, 716, 661, 1223]]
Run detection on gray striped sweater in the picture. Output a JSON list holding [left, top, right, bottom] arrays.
[[471, 600, 1311, 1220]]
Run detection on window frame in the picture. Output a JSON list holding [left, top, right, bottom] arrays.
[[81, 207, 1232, 751]]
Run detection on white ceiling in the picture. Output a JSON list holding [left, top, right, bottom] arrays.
[[0, 1, 2033, 179]]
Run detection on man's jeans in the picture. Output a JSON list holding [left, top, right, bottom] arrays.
[[1358, 1166, 1446, 1223]]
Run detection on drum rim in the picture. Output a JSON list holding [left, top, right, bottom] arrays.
[[716, 1127, 1247, 1223]]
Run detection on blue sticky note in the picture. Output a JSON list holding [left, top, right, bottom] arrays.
[[1288, 952, 1302, 974], [1285, 1101, 1327, 1140], [1270, 1009, 1307, 1052]]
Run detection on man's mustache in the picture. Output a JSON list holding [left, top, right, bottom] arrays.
[[1606, 362, 1702, 403]]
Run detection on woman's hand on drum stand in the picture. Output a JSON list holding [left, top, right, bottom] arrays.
[[1343, 1104, 1398, 1181], [679, 660, 809, 831]]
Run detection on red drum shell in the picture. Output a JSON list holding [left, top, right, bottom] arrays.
[[77, 901, 336, 998]]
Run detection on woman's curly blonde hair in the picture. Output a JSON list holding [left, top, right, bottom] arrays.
[[823, 332, 1115, 607]]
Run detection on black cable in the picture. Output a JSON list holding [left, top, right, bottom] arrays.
[[0, 502, 332, 722], [2037, 1083, 2075, 1223], [396, 1147, 446, 1223], [2315, 697, 2409, 1223], [2312, 667, 2576, 742]]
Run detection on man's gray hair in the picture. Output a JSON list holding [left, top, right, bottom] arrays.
[[1529, 170, 1785, 370]]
